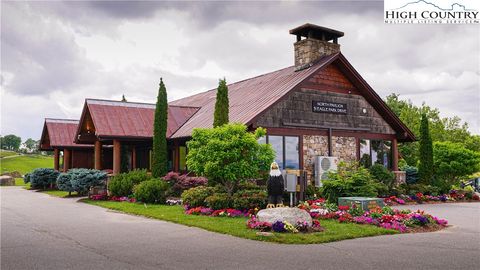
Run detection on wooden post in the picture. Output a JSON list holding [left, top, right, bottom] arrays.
[[132, 146, 137, 170], [113, 140, 121, 175], [94, 141, 102, 170], [54, 149, 60, 171], [173, 140, 179, 172], [392, 138, 399, 171], [63, 149, 71, 172]]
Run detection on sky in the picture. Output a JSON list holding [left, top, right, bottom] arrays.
[[1, 0, 479, 141]]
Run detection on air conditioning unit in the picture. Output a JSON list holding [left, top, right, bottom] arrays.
[[314, 156, 339, 187]]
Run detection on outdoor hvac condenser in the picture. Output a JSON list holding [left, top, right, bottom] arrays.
[[314, 156, 339, 187]]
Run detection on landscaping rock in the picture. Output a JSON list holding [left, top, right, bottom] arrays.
[[257, 207, 312, 226], [1, 171, 22, 178], [256, 232, 273, 237], [0, 175, 15, 186]]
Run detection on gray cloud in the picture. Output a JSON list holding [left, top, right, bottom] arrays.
[[1, 0, 478, 140]]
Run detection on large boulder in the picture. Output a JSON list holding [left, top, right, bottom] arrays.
[[257, 207, 312, 226], [0, 175, 15, 186], [1, 171, 22, 178]]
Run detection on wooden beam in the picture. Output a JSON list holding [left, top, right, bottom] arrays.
[[392, 138, 399, 171], [94, 141, 102, 170], [63, 149, 71, 172], [132, 146, 137, 170], [113, 140, 121, 175], [53, 149, 60, 171]]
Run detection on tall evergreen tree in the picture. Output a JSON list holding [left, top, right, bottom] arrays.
[[418, 113, 434, 184], [213, 78, 229, 127], [152, 78, 168, 177]]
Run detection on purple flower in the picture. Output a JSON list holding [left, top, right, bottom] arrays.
[[272, 221, 287, 233]]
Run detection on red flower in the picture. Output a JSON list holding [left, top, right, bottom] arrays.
[[338, 205, 350, 211]]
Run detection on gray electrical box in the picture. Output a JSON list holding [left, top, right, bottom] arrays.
[[285, 174, 297, 193]]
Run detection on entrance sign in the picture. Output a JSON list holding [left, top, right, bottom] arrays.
[[312, 101, 347, 114]]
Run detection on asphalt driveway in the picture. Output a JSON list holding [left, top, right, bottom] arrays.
[[1, 187, 479, 270]]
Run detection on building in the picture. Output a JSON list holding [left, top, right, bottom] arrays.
[[46, 23, 415, 179], [39, 119, 98, 171]]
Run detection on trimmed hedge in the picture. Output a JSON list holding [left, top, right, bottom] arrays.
[[232, 190, 267, 210], [205, 193, 232, 210], [56, 173, 75, 195], [181, 186, 216, 208], [30, 168, 60, 189], [109, 169, 151, 197], [69, 169, 107, 195], [134, 179, 169, 204]]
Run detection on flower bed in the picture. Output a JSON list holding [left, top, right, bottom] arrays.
[[383, 191, 479, 206], [297, 199, 448, 233], [246, 216, 324, 233]]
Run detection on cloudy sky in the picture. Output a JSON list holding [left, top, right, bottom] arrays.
[[1, 0, 479, 141]]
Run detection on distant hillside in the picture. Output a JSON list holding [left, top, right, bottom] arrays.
[[0, 155, 53, 175]]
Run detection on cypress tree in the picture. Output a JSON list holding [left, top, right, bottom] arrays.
[[418, 113, 434, 184], [152, 78, 168, 177], [213, 78, 229, 127]]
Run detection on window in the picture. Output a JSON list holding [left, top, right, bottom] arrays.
[[265, 135, 300, 170], [268, 136, 284, 169], [360, 139, 392, 169], [285, 136, 299, 169], [359, 139, 371, 167]]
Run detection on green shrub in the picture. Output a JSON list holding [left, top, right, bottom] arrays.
[[109, 169, 151, 197], [322, 162, 378, 204], [232, 190, 267, 210], [405, 184, 440, 196], [69, 169, 107, 195], [56, 173, 75, 195], [404, 166, 419, 184], [369, 164, 395, 188], [305, 184, 322, 200], [181, 186, 216, 207], [134, 179, 169, 204], [30, 168, 60, 189], [205, 193, 232, 210], [186, 123, 275, 195], [374, 182, 390, 197], [23, 173, 31, 184]]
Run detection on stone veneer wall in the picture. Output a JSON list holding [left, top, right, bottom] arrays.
[[303, 135, 328, 182], [294, 39, 340, 67], [332, 136, 357, 162], [302, 135, 357, 182]]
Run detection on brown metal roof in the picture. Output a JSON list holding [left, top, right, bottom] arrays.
[[40, 119, 91, 150], [83, 99, 199, 139], [169, 52, 415, 142], [169, 54, 338, 138]]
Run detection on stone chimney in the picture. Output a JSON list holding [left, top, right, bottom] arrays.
[[290, 24, 344, 70]]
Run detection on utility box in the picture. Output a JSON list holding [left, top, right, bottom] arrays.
[[338, 197, 385, 211]]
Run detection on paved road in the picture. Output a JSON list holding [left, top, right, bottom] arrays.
[[1, 187, 479, 270]]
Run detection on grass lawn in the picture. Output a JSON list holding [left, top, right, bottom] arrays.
[[41, 190, 80, 198], [0, 155, 53, 175], [0, 150, 19, 158], [84, 200, 397, 244], [14, 178, 30, 188]]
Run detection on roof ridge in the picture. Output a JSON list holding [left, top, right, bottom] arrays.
[[45, 118, 79, 123], [86, 98, 156, 106]]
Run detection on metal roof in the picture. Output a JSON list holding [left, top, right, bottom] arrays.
[[40, 119, 91, 149], [169, 54, 338, 138], [84, 99, 199, 139]]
